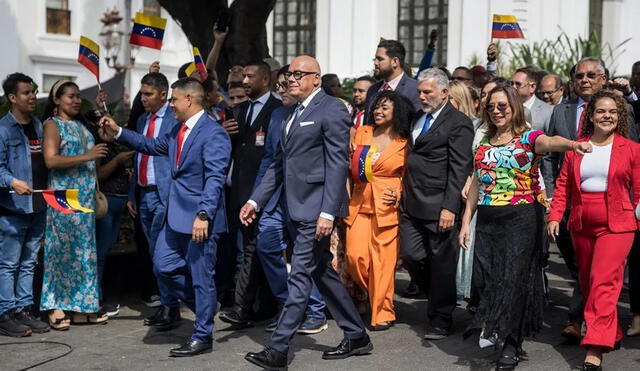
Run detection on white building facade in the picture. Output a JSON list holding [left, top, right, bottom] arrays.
[[267, 0, 640, 80], [1, 0, 638, 97]]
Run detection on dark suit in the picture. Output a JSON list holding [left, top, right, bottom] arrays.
[[250, 89, 366, 353], [118, 111, 231, 343], [228, 93, 282, 314], [364, 74, 422, 122], [400, 101, 474, 330]]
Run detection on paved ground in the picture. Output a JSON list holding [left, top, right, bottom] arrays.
[[2, 246, 640, 371]]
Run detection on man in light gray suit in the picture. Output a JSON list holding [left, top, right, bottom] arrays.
[[239, 56, 371, 370], [511, 67, 553, 132]]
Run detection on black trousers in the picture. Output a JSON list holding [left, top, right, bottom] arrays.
[[399, 211, 459, 329], [233, 212, 277, 316], [556, 210, 584, 323], [629, 232, 640, 314]]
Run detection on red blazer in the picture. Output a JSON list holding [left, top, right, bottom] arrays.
[[549, 134, 640, 233]]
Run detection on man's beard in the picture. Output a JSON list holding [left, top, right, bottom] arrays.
[[374, 67, 392, 80]]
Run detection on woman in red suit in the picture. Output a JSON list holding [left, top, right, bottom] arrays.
[[548, 90, 640, 371]]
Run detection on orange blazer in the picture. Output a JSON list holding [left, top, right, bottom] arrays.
[[344, 125, 407, 228], [549, 134, 640, 233]]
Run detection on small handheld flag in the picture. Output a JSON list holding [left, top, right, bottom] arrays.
[[491, 14, 525, 39], [130, 12, 167, 50], [184, 62, 197, 78], [78, 36, 100, 80], [193, 47, 208, 82], [42, 189, 94, 214]]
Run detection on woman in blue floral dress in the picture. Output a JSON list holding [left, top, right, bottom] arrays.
[[40, 80, 109, 329]]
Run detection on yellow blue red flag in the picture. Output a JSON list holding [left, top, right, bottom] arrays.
[[78, 36, 100, 80], [130, 12, 167, 50], [491, 14, 525, 39], [43, 189, 94, 214], [192, 47, 208, 82]]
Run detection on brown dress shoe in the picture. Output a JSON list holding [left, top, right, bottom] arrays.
[[561, 321, 582, 342]]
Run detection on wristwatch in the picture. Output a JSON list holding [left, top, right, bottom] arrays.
[[197, 210, 208, 221]]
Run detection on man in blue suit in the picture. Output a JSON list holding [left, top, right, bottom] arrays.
[[253, 65, 327, 333], [100, 78, 230, 357], [127, 72, 182, 329], [241, 56, 371, 369]]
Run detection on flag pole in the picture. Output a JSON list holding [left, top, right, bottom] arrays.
[[10, 190, 45, 194], [96, 79, 108, 112]]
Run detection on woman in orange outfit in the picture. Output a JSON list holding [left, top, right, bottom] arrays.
[[345, 90, 413, 331]]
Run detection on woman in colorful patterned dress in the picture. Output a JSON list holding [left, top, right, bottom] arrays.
[[344, 90, 412, 331], [458, 85, 591, 370], [40, 80, 109, 329]]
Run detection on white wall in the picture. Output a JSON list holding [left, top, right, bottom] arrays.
[[601, 0, 640, 76], [0, 0, 192, 99]]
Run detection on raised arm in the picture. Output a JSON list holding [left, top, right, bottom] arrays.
[[42, 119, 108, 169]]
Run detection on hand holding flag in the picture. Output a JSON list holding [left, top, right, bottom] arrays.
[[491, 14, 525, 39]]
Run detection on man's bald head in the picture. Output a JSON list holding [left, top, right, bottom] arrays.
[[287, 55, 321, 102]]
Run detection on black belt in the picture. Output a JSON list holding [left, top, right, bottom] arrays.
[[140, 185, 158, 192]]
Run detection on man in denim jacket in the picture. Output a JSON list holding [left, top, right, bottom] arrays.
[[0, 73, 50, 337]]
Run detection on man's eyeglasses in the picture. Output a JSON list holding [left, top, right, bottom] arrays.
[[574, 72, 602, 80], [538, 88, 560, 96], [486, 102, 509, 112], [284, 71, 318, 80], [511, 81, 531, 88], [275, 81, 288, 90]]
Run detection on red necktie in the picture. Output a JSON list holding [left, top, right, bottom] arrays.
[[577, 103, 588, 138], [382, 82, 392, 91], [354, 110, 364, 129], [175, 123, 188, 167], [138, 113, 157, 186]]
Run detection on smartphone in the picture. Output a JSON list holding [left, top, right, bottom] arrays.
[[216, 11, 230, 32], [224, 107, 234, 120]]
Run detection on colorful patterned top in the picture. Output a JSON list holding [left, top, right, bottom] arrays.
[[474, 129, 544, 206]]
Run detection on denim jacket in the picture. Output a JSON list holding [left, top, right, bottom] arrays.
[[0, 112, 44, 213]]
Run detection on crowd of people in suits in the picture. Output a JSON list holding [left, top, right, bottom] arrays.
[[2, 32, 640, 371]]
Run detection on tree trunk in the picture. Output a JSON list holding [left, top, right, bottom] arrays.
[[157, 0, 276, 84]]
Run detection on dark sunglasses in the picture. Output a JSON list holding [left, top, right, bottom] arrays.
[[486, 102, 509, 112], [574, 72, 602, 80]]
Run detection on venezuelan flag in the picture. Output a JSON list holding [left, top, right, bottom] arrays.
[[491, 14, 525, 39], [193, 47, 208, 81], [184, 62, 197, 78], [351, 145, 377, 184], [130, 12, 167, 50], [78, 36, 100, 80], [43, 189, 94, 214]]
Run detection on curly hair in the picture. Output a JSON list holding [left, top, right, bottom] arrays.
[[365, 90, 413, 139], [580, 89, 629, 138], [482, 85, 528, 139]]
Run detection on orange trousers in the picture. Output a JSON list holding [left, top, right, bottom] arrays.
[[345, 212, 398, 326]]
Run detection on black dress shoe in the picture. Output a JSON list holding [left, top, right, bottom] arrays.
[[582, 362, 602, 371], [144, 306, 181, 330], [322, 334, 373, 360], [169, 338, 212, 357], [401, 280, 426, 298], [219, 308, 253, 328], [495, 354, 518, 370], [245, 347, 287, 370], [423, 326, 450, 340]]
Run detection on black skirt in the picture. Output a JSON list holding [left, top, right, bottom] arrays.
[[466, 202, 545, 345]]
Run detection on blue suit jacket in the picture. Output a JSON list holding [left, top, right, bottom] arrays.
[[251, 90, 350, 222], [253, 106, 292, 213], [128, 105, 181, 205], [118, 112, 231, 234], [363, 74, 422, 122]]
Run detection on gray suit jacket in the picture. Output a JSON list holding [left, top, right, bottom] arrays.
[[528, 96, 553, 132], [250, 89, 350, 222]]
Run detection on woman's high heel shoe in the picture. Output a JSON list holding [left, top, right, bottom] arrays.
[[582, 362, 602, 371]]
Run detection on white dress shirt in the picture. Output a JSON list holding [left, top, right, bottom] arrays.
[[380, 72, 404, 91], [137, 102, 169, 186], [246, 91, 271, 125], [412, 102, 446, 142]]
